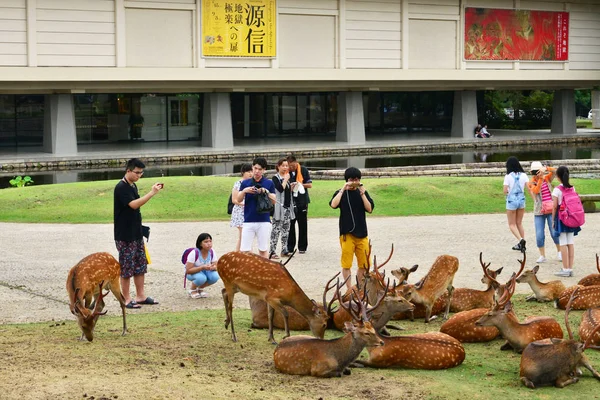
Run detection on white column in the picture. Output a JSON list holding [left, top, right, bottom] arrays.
[[43, 95, 78, 155], [202, 93, 234, 149], [550, 89, 576, 134], [451, 90, 477, 138], [26, 0, 37, 66], [336, 92, 365, 144], [115, 0, 126, 67]]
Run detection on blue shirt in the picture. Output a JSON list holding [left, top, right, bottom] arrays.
[[239, 176, 275, 223]]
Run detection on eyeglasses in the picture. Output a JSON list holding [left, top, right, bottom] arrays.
[[131, 170, 144, 176]]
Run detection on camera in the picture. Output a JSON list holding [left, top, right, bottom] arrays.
[[350, 182, 363, 188]]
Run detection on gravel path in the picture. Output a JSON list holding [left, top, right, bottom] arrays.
[[1, 214, 598, 324]]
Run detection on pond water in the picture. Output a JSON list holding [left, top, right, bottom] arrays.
[[1, 144, 599, 188]]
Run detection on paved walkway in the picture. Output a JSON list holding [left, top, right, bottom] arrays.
[[2, 213, 599, 324]]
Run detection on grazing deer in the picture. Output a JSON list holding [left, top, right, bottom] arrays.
[[273, 286, 385, 377], [520, 288, 600, 388], [440, 308, 500, 343], [66, 252, 127, 341], [556, 285, 600, 310], [400, 255, 459, 322], [356, 331, 465, 370], [217, 251, 330, 343], [438, 253, 504, 312], [516, 265, 566, 302], [578, 254, 600, 287], [579, 308, 600, 347], [475, 275, 563, 352]]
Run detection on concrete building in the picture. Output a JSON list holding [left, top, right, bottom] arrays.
[[0, 0, 599, 157]]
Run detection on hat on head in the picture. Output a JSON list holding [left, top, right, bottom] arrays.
[[530, 161, 543, 171]]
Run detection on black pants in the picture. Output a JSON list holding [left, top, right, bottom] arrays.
[[287, 207, 308, 252]]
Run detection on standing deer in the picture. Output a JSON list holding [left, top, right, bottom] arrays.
[[66, 252, 127, 341], [579, 308, 600, 346], [516, 265, 566, 302], [556, 285, 600, 310], [520, 288, 600, 388], [273, 286, 385, 377], [440, 308, 500, 343], [390, 264, 419, 285], [475, 275, 564, 352], [578, 254, 600, 286], [217, 251, 329, 343], [400, 255, 459, 322]]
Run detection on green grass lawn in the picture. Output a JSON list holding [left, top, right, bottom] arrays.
[[2, 176, 600, 223]]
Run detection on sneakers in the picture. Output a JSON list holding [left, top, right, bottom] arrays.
[[512, 239, 526, 253], [557, 252, 562, 261], [536, 256, 547, 263], [298, 250, 306, 254], [554, 269, 573, 277]]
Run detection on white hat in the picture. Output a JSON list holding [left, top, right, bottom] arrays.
[[530, 161, 543, 171]]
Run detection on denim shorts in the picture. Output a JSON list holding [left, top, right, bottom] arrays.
[[506, 194, 525, 210]]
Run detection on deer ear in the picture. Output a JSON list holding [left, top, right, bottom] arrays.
[[496, 267, 503, 275], [532, 265, 539, 273], [502, 301, 513, 313], [410, 265, 419, 273], [551, 338, 563, 345], [343, 321, 356, 333]]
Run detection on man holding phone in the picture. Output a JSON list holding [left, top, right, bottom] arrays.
[[329, 167, 374, 292]]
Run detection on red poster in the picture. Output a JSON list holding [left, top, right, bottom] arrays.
[[464, 8, 569, 61]]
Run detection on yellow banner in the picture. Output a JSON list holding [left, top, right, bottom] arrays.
[[202, 0, 276, 58]]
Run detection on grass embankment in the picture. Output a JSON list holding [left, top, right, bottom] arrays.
[[1, 296, 598, 399], [2, 176, 600, 223]]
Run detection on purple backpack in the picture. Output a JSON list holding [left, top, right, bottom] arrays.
[[181, 248, 214, 288], [558, 186, 585, 228]]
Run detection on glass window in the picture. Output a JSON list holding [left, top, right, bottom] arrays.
[[0, 95, 16, 147], [16, 95, 44, 146]]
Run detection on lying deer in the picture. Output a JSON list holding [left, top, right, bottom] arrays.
[[273, 285, 385, 377], [400, 254, 459, 322], [440, 308, 500, 343], [520, 288, 600, 388], [390, 264, 419, 285], [556, 284, 600, 310], [578, 254, 600, 287], [516, 265, 566, 302], [475, 274, 563, 353], [356, 331, 465, 370], [66, 252, 127, 341], [579, 308, 600, 347], [217, 251, 329, 343]]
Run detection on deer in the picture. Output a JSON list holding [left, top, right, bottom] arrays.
[[440, 308, 500, 343], [577, 254, 600, 287], [217, 251, 330, 343], [390, 264, 419, 285], [437, 253, 504, 312], [475, 274, 564, 353], [273, 285, 385, 377], [355, 330, 465, 370], [340, 243, 394, 303], [66, 252, 127, 341], [515, 265, 566, 302], [520, 287, 600, 388], [556, 285, 600, 310], [400, 254, 459, 322], [579, 308, 600, 347]]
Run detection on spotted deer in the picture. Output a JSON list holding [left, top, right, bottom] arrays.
[[556, 284, 600, 310], [515, 265, 566, 302], [390, 264, 419, 285], [217, 251, 329, 343], [340, 243, 394, 303], [475, 275, 564, 353], [520, 288, 600, 388], [579, 308, 600, 346], [356, 331, 465, 370], [440, 308, 500, 343], [578, 254, 600, 287], [66, 252, 127, 341], [273, 286, 385, 377], [483, 252, 527, 302], [400, 255, 459, 322]]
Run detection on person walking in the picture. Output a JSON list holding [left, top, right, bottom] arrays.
[[286, 155, 312, 254], [526, 161, 561, 263], [230, 163, 253, 252], [269, 158, 294, 259], [552, 166, 582, 277], [114, 158, 163, 309], [329, 167, 374, 292], [503, 156, 528, 253], [237, 157, 276, 258]]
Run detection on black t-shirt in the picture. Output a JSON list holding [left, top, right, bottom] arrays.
[[272, 175, 292, 207], [329, 189, 374, 238], [114, 179, 142, 241]]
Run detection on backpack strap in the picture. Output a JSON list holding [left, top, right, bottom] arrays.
[[183, 248, 201, 289]]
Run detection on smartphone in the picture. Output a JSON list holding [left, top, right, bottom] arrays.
[[157, 183, 164, 189]]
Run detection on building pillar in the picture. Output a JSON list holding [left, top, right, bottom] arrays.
[[592, 90, 600, 129], [202, 93, 234, 149], [43, 94, 77, 155], [451, 90, 477, 139], [551, 89, 576, 134], [336, 92, 365, 144]]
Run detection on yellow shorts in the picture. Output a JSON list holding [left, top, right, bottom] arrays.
[[339, 234, 370, 270]]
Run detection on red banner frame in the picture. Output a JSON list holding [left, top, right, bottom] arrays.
[[464, 8, 569, 61]]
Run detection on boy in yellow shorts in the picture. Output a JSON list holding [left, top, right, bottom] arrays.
[[329, 167, 375, 292]]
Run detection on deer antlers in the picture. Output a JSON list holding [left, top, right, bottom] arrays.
[[336, 279, 388, 322], [73, 281, 110, 317], [565, 287, 579, 340]]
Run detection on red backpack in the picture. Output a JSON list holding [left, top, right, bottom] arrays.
[[181, 248, 214, 288], [558, 186, 585, 228]]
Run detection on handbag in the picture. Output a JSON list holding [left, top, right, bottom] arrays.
[[540, 200, 553, 215], [256, 191, 274, 214]]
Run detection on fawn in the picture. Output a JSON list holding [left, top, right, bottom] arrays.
[[516, 265, 566, 302]]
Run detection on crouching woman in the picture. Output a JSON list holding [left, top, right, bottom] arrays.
[[185, 233, 220, 298]]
